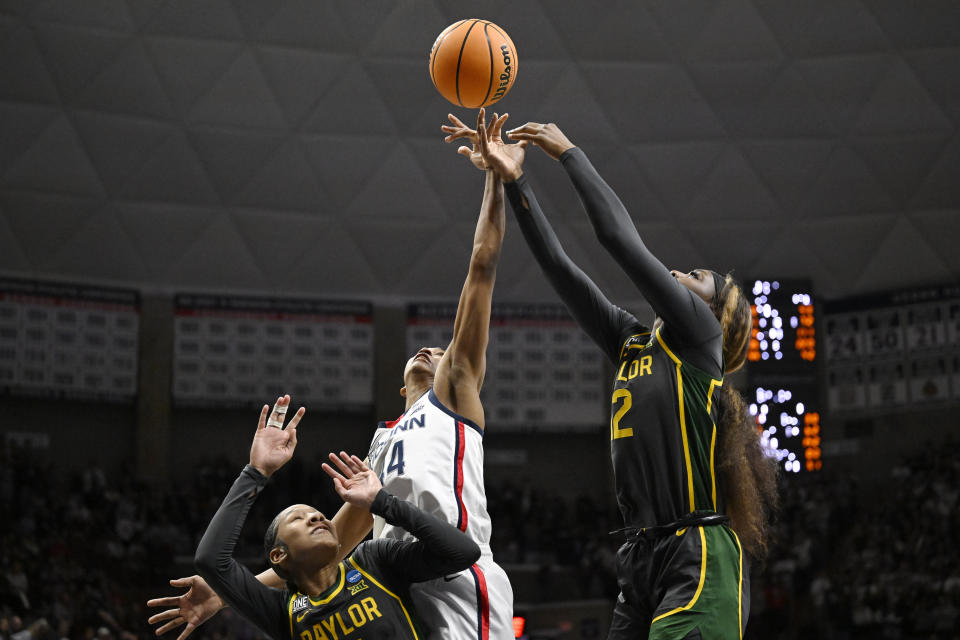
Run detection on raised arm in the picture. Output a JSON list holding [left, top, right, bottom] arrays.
[[509, 123, 721, 361], [433, 110, 507, 426], [445, 112, 639, 363]]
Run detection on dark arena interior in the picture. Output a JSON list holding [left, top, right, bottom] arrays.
[[1, 2, 959, 640]]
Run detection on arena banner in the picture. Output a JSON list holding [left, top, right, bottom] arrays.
[[407, 302, 606, 432], [173, 293, 373, 409], [0, 277, 139, 402]]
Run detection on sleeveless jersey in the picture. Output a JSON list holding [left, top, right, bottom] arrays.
[[611, 326, 725, 528], [368, 388, 491, 548]]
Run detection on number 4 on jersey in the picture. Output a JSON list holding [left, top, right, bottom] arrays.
[[387, 440, 405, 476]]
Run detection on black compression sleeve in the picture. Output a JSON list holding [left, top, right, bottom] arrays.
[[505, 174, 640, 363], [559, 147, 722, 374], [362, 490, 480, 584], [194, 466, 287, 640]]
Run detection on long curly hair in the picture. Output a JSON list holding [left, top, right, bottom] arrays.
[[710, 272, 779, 559]]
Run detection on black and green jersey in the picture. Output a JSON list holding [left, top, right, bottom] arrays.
[[610, 326, 724, 528], [195, 466, 480, 640]]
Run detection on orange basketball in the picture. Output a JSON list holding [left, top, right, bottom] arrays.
[[429, 19, 518, 108]]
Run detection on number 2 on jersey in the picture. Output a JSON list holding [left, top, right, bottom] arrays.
[[387, 440, 406, 476], [611, 389, 633, 440]]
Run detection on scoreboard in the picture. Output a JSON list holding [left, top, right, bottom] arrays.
[[407, 303, 605, 431], [0, 277, 139, 402], [745, 279, 820, 473], [173, 294, 374, 408], [824, 283, 960, 413]]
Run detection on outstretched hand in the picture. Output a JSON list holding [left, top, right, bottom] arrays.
[[506, 121, 576, 160], [322, 452, 382, 509], [249, 395, 305, 478], [146, 576, 223, 640], [442, 111, 508, 171]]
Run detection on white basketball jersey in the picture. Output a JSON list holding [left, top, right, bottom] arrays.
[[368, 388, 491, 547], [367, 388, 513, 640]]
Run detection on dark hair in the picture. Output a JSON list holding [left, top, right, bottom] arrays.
[[709, 272, 779, 558], [264, 511, 293, 584]]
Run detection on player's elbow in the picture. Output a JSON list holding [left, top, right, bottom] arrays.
[[194, 540, 225, 581], [469, 243, 501, 276]]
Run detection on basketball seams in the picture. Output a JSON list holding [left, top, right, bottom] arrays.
[[480, 23, 495, 108], [485, 22, 517, 91], [455, 19, 482, 108], [430, 19, 467, 89]]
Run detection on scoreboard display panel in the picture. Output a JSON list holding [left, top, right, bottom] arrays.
[[173, 294, 373, 408], [746, 279, 820, 472], [824, 283, 960, 414], [0, 278, 139, 402], [407, 303, 605, 432]]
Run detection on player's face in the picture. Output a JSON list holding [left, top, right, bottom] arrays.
[[671, 268, 716, 305], [403, 347, 445, 383], [275, 503, 339, 565]]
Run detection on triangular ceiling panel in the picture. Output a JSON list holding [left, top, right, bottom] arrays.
[[683, 144, 783, 222], [905, 50, 960, 126], [234, 140, 326, 212], [0, 192, 101, 270], [49, 207, 149, 281], [800, 145, 898, 218], [529, 65, 621, 144], [188, 127, 285, 201], [739, 139, 836, 214], [229, 208, 331, 282], [866, 0, 960, 49], [684, 220, 780, 274], [113, 202, 221, 279], [342, 219, 442, 290], [406, 137, 487, 223], [462, 1, 567, 61], [852, 58, 953, 135], [396, 222, 478, 298], [145, 37, 245, 117], [30, 0, 135, 31], [502, 60, 567, 120], [850, 134, 951, 205], [540, 0, 670, 62], [256, 47, 349, 127], [583, 144, 671, 222], [795, 54, 890, 134], [164, 213, 268, 289], [1, 115, 105, 197], [802, 214, 899, 288], [753, 0, 889, 57], [582, 62, 727, 142], [908, 209, 960, 272], [299, 61, 396, 135], [77, 40, 176, 119], [342, 144, 448, 222], [72, 112, 174, 191], [364, 2, 448, 59], [749, 229, 835, 295], [744, 66, 834, 138], [227, 1, 285, 42], [285, 218, 380, 295], [140, 0, 245, 40], [122, 0, 166, 30], [187, 49, 287, 129], [0, 21, 60, 103], [0, 103, 59, 177], [32, 24, 129, 99], [854, 216, 953, 293], [256, 0, 351, 52], [645, 0, 719, 58], [364, 58, 449, 138], [300, 134, 390, 211], [911, 134, 960, 209], [118, 130, 220, 204], [686, 61, 782, 137], [629, 141, 727, 216], [0, 201, 29, 271], [687, 0, 783, 62]]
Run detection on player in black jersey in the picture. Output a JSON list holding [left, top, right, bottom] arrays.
[[182, 395, 480, 640], [445, 115, 777, 639]]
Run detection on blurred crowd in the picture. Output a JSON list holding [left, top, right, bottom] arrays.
[[1, 435, 958, 639]]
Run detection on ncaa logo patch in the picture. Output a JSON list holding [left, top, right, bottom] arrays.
[[346, 569, 362, 584]]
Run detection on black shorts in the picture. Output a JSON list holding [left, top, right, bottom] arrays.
[[607, 524, 749, 640]]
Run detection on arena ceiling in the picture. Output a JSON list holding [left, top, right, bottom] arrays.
[[1, 0, 958, 307]]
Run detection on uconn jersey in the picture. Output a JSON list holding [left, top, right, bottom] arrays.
[[368, 389, 513, 640]]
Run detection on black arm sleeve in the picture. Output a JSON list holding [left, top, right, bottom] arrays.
[[505, 174, 641, 363], [560, 147, 722, 374], [353, 490, 480, 586], [195, 466, 288, 640]]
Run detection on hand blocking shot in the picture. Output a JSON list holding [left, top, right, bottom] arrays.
[[159, 395, 480, 640]]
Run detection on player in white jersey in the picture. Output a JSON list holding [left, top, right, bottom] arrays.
[[148, 109, 518, 640]]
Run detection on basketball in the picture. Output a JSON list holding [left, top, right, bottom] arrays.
[[429, 19, 518, 108]]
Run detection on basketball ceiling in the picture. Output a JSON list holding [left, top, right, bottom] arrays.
[[1, 0, 958, 309]]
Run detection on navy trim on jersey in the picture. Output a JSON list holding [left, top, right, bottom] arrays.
[[427, 389, 483, 436]]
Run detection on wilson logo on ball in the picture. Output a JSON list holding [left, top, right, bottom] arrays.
[[429, 19, 518, 108]]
